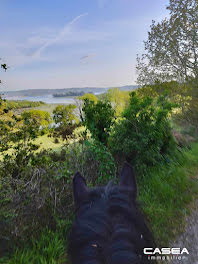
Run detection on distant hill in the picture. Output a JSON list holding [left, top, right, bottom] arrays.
[[3, 85, 138, 97]]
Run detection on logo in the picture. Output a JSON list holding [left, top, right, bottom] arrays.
[[144, 248, 189, 255], [143, 248, 189, 261]]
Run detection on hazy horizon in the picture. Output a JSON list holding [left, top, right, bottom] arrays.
[[1, 0, 169, 91], [3, 84, 137, 93]]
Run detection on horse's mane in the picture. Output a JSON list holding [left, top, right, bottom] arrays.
[[68, 187, 111, 264], [106, 184, 154, 263], [68, 180, 155, 264]]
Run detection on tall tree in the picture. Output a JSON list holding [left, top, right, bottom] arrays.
[[136, 0, 198, 85]]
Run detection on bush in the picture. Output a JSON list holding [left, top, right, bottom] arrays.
[[0, 140, 116, 257], [82, 99, 115, 145], [83, 140, 116, 185], [109, 92, 176, 172]]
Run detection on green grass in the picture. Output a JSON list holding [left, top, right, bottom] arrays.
[[0, 134, 64, 161], [34, 134, 64, 151], [0, 229, 68, 264], [138, 142, 198, 245], [33, 104, 61, 115]]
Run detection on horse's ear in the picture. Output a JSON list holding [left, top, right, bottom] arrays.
[[120, 162, 137, 196], [73, 172, 88, 206]]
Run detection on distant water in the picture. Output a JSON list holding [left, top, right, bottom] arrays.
[[4, 94, 76, 105]]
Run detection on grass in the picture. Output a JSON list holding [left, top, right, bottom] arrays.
[[0, 134, 64, 161], [138, 142, 198, 246], [1, 142, 198, 263], [33, 104, 61, 115], [0, 229, 68, 264], [12, 104, 60, 116], [34, 134, 64, 151]]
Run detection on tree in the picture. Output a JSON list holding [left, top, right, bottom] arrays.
[[52, 104, 78, 141], [78, 93, 98, 104], [136, 0, 198, 85], [77, 93, 98, 122], [53, 104, 78, 126], [0, 59, 8, 84], [20, 110, 52, 141], [82, 99, 115, 145], [0, 60, 7, 111], [99, 88, 130, 116]]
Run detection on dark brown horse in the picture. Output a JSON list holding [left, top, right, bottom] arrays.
[[68, 162, 155, 264]]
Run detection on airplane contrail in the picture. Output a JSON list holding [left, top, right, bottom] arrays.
[[33, 13, 88, 58]]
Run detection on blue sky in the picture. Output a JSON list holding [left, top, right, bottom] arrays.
[[0, 0, 169, 90]]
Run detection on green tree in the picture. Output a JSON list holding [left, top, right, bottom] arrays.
[[21, 109, 51, 141], [77, 93, 98, 122], [82, 99, 115, 145], [78, 93, 98, 104], [100, 88, 130, 116], [53, 104, 78, 126], [53, 104, 78, 141], [109, 92, 176, 171], [136, 0, 198, 85]]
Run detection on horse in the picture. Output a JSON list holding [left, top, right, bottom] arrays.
[[68, 162, 155, 264]]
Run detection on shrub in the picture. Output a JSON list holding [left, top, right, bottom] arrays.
[[109, 92, 176, 172], [83, 140, 116, 185], [0, 140, 116, 257], [82, 99, 115, 145]]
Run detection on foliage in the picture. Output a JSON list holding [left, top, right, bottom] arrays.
[[138, 142, 198, 245], [0, 149, 73, 257], [52, 104, 78, 141], [77, 93, 98, 122], [136, 80, 198, 135], [0, 140, 116, 257], [99, 88, 130, 116], [84, 140, 116, 185], [1, 229, 67, 264], [0, 60, 7, 84], [53, 91, 85, 97], [109, 92, 176, 172], [5, 100, 45, 110], [21, 110, 52, 139], [82, 99, 115, 145], [53, 104, 78, 126], [77, 93, 98, 104], [136, 0, 198, 85]]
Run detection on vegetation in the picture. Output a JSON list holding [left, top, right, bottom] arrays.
[[138, 142, 198, 245], [82, 99, 115, 145], [136, 0, 198, 85], [0, 0, 198, 262], [77, 93, 98, 104], [52, 104, 79, 141], [5, 100, 45, 110], [99, 88, 130, 116], [109, 92, 176, 172], [53, 91, 85, 97]]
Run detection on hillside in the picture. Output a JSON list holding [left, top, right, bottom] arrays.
[[3, 85, 138, 97]]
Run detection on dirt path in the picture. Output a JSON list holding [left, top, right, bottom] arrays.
[[170, 199, 198, 264]]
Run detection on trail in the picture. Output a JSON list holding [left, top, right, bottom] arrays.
[[170, 199, 198, 264]]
